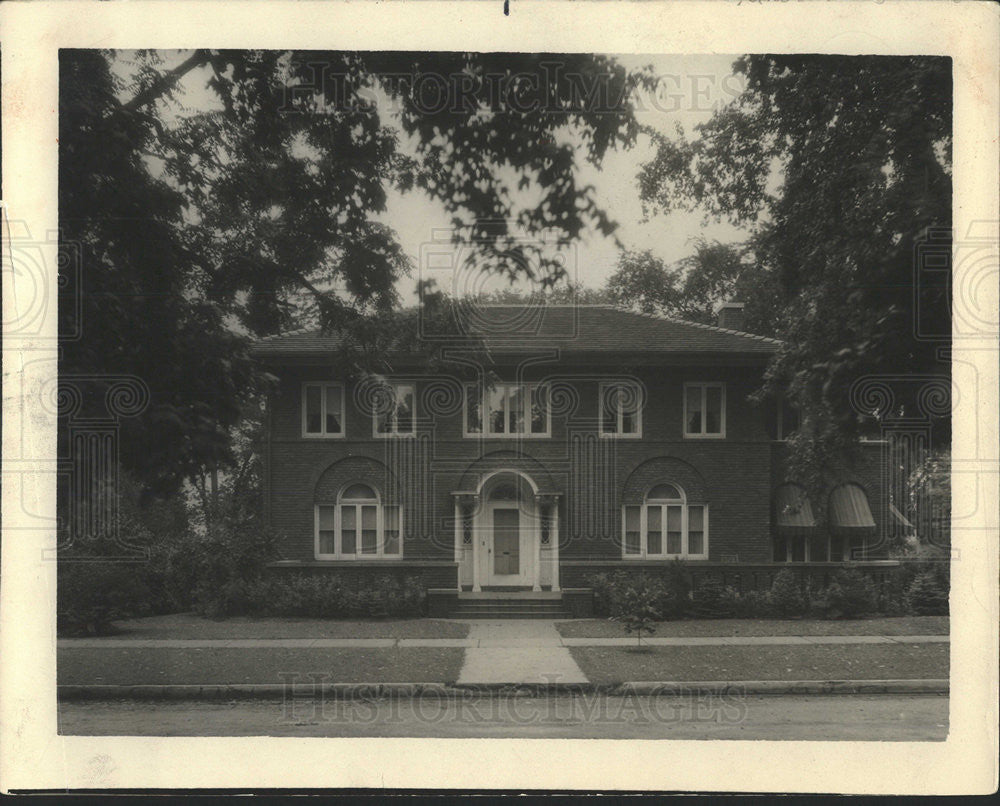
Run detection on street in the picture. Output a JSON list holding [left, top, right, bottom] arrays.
[[58, 694, 949, 740]]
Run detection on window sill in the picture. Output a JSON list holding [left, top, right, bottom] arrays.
[[301, 433, 346, 439], [271, 559, 458, 568]]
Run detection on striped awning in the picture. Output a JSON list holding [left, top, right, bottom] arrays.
[[774, 484, 817, 536], [829, 484, 876, 535], [889, 502, 915, 530]]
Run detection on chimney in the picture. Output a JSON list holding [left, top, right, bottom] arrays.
[[716, 302, 746, 332]]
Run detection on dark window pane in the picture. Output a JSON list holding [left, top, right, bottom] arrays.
[[360, 505, 377, 553], [341, 506, 356, 554], [508, 386, 525, 433], [342, 483, 376, 499], [688, 506, 705, 554], [325, 386, 342, 433], [705, 386, 722, 433], [488, 387, 505, 434], [530, 385, 547, 433], [624, 506, 641, 554], [646, 505, 662, 554], [395, 387, 414, 433], [648, 483, 680, 501], [686, 386, 702, 433], [466, 385, 482, 433], [666, 506, 683, 553], [305, 386, 322, 433], [790, 536, 806, 562]]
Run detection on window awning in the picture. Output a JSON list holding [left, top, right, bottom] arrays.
[[829, 485, 876, 535], [889, 502, 915, 530], [774, 484, 817, 536]]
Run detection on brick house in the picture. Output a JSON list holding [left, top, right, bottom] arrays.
[[251, 304, 896, 616]]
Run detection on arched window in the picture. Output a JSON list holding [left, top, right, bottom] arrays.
[[316, 483, 401, 559], [622, 483, 708, 559]]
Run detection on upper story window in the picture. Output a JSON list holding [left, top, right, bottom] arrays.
[[767, 395, 800, 440], [684, 382, 726, 438], [302, 383, 344, 438], [374, 383, 416, 437], [464, 383, 550, 437], [316, 482, 401, 559], [622, 483, 708, 559], [600, 382, 642, 437]]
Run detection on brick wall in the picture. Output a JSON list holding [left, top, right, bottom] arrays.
[[263, 362, 881, 571]]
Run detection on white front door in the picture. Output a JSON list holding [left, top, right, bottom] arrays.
[[486, 503, 531, 585]]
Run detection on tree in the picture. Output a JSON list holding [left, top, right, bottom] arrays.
[[471, 280, 612, 306], [606, 239, 782, 336], [60, 50, 656, 497], [637, 56, 952, 490]]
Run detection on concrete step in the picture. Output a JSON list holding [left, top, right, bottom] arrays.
[[453, 610, 573, 619]]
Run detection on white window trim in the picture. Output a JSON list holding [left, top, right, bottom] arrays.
[[463, 382, 551, 438], [683, 382, 726, 439], [372, 382, 417, 438], [302, 382, 345, 439], [599, 381, 643, 438], [621, 491, 709, 560], [314, 488, 403, 560]]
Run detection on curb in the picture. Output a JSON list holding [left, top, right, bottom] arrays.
[[58, 678, 949, 701]]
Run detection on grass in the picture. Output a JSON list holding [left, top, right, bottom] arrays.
[[569, 643, 949, 684], [556, 616, 949, 639], [58, 646, 466, 685], [74, 613, 470, 640]]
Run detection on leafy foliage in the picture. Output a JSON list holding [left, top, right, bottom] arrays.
[[817, 568, 878, 618], [638, 55, 952, 490], [904, 571, 949, 616], [60, 50, 656, 497], [688, 576, 740, 619], [58, 560, 154, 635], [766, 568, 807, 618], [613, 584, 662, 646], [607, 240, 782, 336]]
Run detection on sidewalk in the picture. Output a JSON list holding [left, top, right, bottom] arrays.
[[59, 633, 949, 649], [58, 619, 950, 694]]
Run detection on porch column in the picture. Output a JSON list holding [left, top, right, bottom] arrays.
[[551, 500, 560, 592], [532, 498, 542, 592], [453, 499, 462, 592], [471, 494, 481, 593]]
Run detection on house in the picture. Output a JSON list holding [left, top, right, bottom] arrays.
[[251, 303, 897, 617]]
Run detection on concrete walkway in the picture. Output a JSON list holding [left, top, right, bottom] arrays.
[[457, 620, 588, 684]]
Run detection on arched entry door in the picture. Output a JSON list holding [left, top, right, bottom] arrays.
[[482, 472, 538, 588]]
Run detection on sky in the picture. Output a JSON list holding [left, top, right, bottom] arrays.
[[129, 51, 752, 302]]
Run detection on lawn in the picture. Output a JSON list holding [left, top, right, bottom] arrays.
[[556, 616, 949, 639], [58, 646, 465, 685], [569, 643, 949, 684], [75, 613, 470, 640]]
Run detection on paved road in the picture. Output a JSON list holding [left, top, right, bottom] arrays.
[[58, 694, 949, 740]]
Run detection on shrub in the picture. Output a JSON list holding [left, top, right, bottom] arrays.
[[613, 584, 662, 646], [689, 577, 739, 619], [162, 518, 279, 617], [904, 571, 949, 615], [733, 589, 771, 618], [58, 560, 153, 635], [766, 568, 807, 617], [587, 562, 691, 620], [820, 568, 878, 618]]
